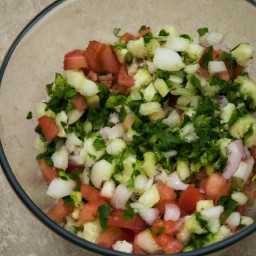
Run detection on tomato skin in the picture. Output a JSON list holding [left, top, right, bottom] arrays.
[[37, 158, 59, 183], [120, 32, 137, 43], [80, 184, 102, 202], [117, 64, 135, 87], [97, 227, 132, 249], [71, 93, 87, 112], [179, 186, 204, 213], [107, 209, 147, 233], [152, 219, 182, 237], [38, 115, 59, 141], [156, 181, 176, 214], [154, 234, 184, 254], [78, 198, 106, 225], [205, 172, 231, 202], [47, 199, 73, 224], [138, 27, 151, 36], [85, 41, 120, 74], [64, 49, 87, 70]]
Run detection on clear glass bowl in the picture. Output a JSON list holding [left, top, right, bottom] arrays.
[[0, 0, 256, 255]]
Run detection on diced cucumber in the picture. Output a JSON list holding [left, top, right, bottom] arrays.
[[231, 191, 248, 206], [142, 82, 158, 102], [106, 138, 126, 156], [82, 220, 102, 243], [138, 184, 160, 208], [36, 102, 55, 118], [146, 38, 160, 57], [165, 36, 190, 52], [184, 64, 200, 75], [231, 43, 254, 66], [114, 48, 129, 63], [245, 124, 256, 148], [240, 216, 254, 226], [218, 138, 232, 157], [229, 114, 256, 139], [168, 75, 183, 84], [220, 103, 236, 124], [86, 95, 100, 109], [154, 78, 170, 97], [176, 160, 190, 180], [143, 152, 157, 177], [127, 37, 147, 58], [187, 214, 207, 234], [162, 110, 180, 128], [55, 111, 68, 137], [133, 68, 152, 89], [186, 43, 204, 60], [83, 120, 92, 133], [67, 109, 83, 125], [139, 102, 161, 116], [196, 200, 214, 212], [179, 123, 198, 142]]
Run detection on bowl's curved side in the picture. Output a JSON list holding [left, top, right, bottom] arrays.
[[0, 1, 256, 256]]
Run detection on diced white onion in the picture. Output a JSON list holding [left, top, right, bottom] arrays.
[[164, 204, 181, 221], [231, 192, 248, 206], [225, 212, 241, 229], [66, 132, 83, 153], [208, 61, 227, 74], [46, 178, 76, 198], [153, 47, 185, 72], [166, 172, 189, 191], [100, 180, 116, 199], [139, 207, 160, 225], [108, 112, 120, 124], [68, 109, 83, 125], [134, 230, 162, 254], [51, 145, 68, 170], [99, 124, 124, 140], [112, 240, 133, 253], [233, 156, 254, 184], [163, 150, 177, 158], [110, 184, 133, 209], [201, 206, 224, 219], [91, 160, 114, 189]]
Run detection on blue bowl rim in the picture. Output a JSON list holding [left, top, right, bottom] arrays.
[[0, 0, 256, 255]]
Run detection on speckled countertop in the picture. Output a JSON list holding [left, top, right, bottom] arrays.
[[0, 1, 256, 256]]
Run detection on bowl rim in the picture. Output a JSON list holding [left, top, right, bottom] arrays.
[[0, 0, 256, 255]]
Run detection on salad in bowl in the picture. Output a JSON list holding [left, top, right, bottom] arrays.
[[33, 25, 256, 254]]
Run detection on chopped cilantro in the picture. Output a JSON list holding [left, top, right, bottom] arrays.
[[112, 42, 127, 50], [113, 27, 121, 37], [105, 94, 127, 109], [218, 196, 238, 224], [158, 29, 169, 36], [124, 52, 133, 64], [62, 196, 74, 205], [68, 226, 80, 235], [197, 27, 208, 36], [180, 34, 193, 42], [123, 208, 135, 220], [93, 136, 106, 151], [26, 111, 33, 120], [58, 170, 81, 180], [143, 32, 153, 44], [98, 205, 113, 229], [155, 226, 165, 236]]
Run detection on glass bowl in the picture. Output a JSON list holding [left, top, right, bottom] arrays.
[[0, 0, 256, 255]]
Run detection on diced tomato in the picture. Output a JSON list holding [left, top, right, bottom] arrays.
[[97, 227, 131, 249], [117, 64, 135, 87], [87, 70, 98, 81], [64, 49, 87, 70], [156, 181, 176, 214], [218, 70, 230, 81], [152, 219, 182, 237], [120, 32, 137, 43], [132, 244, 147, 254], [80, 184, 102, 202], [179, 186, 204, 213], [107, 209, 147, 233], [243, 180, 256, 205], [84, 41, 103, 72], [233, 65, 244, 79], [78, 198, 106, 225], [138, 27, 151, 36], [205, 172, 232, 202], [237, 204, 246, 215], [154, 234, 184, 254], [109, 83, 128, 94], [37, 158, 59, 183], [47, 199, 73, 224], [85, 41, 120, 74], [250, 147, 256, 161], [38, 115, 59, 141], [96, 44, 120, 74], [199, 47, 220, 68], [72, 93, 87, 112], [65, 165, 84, 173]]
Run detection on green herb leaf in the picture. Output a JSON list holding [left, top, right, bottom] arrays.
[[155, 226, 165, 236], [93, 136, 106, 151], [113, 28, 121, 37], [112, 42, 127, 50], [124, 52, 133, 64], [123, 208, 135, 220], [158, 29, 169, 36], [143, 32, 153, 44], [218, 196, 238, 224], [63, 196, 74, 205], [98, 205, 113, 229], [68, 226, 80, 234], [58, 170, 81, 180], [197, 27, 208, 37], [105, 94, 127, 109], [26, 111, 33, 120]]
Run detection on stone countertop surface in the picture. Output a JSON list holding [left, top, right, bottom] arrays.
[[0, 1, 256, 256]]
